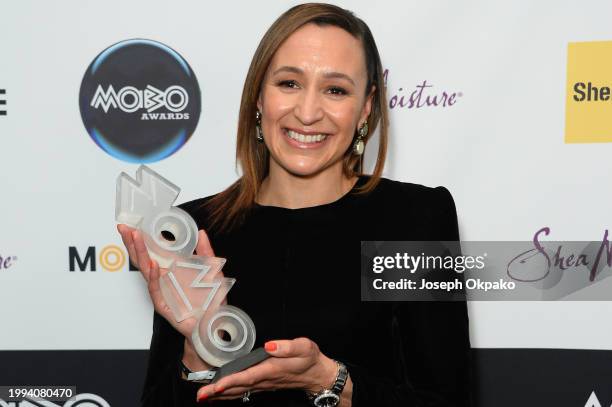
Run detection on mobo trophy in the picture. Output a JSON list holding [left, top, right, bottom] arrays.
[[116, 165, 267, 383]]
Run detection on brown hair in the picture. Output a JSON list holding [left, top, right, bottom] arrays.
[[203, 3, 388, 233]]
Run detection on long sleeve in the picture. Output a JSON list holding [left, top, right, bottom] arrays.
[[346, 186, 473, 407], [141, 312, 206, 406], [140, 311, 178, 405]]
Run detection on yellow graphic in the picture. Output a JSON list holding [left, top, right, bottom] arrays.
[[99, 245, 125, 272], [566, 40, 612, 143]]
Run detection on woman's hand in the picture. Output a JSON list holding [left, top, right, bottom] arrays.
[[116, 223, 216, 370], [196, 338, 344, 403]]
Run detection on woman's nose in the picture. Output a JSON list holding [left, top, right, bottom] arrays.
[[293, 88, 324, 125]]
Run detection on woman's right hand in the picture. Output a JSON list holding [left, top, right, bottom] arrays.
[[117, 224, 217, 370]]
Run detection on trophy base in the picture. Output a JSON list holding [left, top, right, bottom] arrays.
[[210, 347, 271, 384]]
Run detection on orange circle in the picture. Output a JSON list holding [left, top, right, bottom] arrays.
[[100, 245, 125, 272]]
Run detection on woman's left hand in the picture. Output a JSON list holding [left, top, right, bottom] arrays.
[[196, 337, 338, 402]]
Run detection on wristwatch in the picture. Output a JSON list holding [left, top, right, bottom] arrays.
[[179, 359, 217, 384], [307, 360, 349, 407]]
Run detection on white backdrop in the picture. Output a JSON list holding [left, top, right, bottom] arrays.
[[1, 0, 611, 352]]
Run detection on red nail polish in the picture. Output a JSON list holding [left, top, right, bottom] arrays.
[[215, 386, 224, 394], [265, 341, 277, 352], [197, 393, 208, 403]]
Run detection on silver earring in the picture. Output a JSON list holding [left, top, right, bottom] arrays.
[[353, 122, 368, 155], [255, 111, 264, 143]]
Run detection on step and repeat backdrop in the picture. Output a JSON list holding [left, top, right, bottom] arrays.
[[1, 1, 612, 406]]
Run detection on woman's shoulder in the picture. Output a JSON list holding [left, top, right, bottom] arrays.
[[367, 175, 456, 208], [176, 194, 219, 230], [177, 194, 216, 212], [363, 175, 459, 240]]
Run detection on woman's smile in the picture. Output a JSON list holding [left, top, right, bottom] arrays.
[[282, 127, 330, 149]]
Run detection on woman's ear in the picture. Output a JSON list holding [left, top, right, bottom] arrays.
[[257, 94, 263, 113], [359, 85, 376, 126]]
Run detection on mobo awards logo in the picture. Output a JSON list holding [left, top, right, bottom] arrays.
[[79, 39, 201, 162], [565, 40, 612, 143], [68, 244, 138, 272]]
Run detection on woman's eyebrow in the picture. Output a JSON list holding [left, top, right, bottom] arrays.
[[272, 65, 303, 76], [272, 65, 355, 86], [322, 71, 355, 86]]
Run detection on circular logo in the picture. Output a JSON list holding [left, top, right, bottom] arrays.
[[79, 39, 201, 163], [99, 245, 125, 272]]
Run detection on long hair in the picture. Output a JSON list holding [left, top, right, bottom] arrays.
[[204, 3, 388, 233]]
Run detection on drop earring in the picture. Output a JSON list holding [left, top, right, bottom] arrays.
[[353, 121, 368, 155], [255, 111, 264, 143]]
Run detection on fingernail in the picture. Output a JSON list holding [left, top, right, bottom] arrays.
[[150, 260, 155, 269], [215, 386, 224, 394], [197, 392, 208, 403], [265, 341, 277, 352]]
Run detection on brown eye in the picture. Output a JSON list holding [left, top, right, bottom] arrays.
[[278, 80, 299, 89], [328, 87, 347, 96]]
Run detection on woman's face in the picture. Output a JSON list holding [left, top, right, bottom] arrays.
[[257, 23, 373, 178]]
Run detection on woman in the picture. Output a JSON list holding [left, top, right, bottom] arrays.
[[118, 3, 472, 406]]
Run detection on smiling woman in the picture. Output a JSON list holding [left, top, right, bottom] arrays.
[[117, 3, 472, 407], [257, 23, 372, 185], [200, 3, 388, 227]]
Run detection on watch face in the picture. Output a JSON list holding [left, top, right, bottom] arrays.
[[314, 392, 340, 407]]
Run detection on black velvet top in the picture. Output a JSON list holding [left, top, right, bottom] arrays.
[[141, 175, 472, 407]]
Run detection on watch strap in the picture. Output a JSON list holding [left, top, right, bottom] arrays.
[[179, 359, 217, 384], [331, 361, 348, 395], [308, 360, 349, 407]]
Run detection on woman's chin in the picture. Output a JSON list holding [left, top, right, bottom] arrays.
[[280, 162, 329, 178]]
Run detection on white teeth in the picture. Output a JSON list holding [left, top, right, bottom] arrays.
[[287, 129, 328, 143]]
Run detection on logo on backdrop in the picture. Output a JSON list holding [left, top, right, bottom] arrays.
[[0, 253, 17, 271], [383, 69, 462, 110], [79, 39, 201, 163], [565, 40, 612, 143], [507, 227, 612, 283], [68, 245, 138, 272], [0, 88, 6, 116], [0, 392, 110, 406], [584, 391, 610, 407]]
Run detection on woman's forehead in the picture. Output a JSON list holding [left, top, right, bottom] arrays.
[[267, 23, 367, 81]]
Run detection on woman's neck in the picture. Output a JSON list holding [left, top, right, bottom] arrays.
[[256, 162, 358, 209]]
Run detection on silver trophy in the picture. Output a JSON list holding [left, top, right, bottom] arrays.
[[116, 166, 267, 381]]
